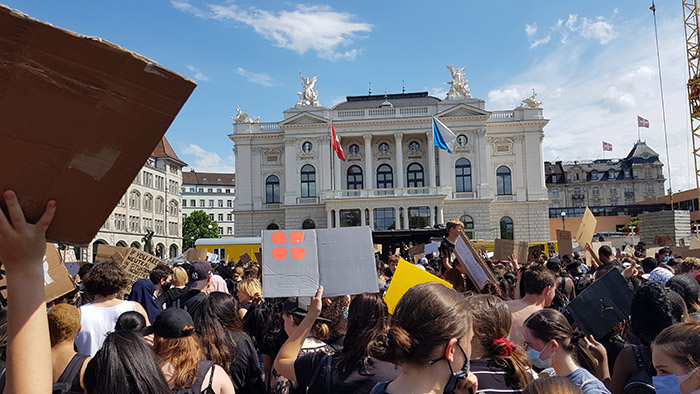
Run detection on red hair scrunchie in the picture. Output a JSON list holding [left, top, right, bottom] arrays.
[[492, 337, 516, 358]]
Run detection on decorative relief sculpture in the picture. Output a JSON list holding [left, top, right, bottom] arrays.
[[446, 65, 472, 99], [230, 106, 259, 123], [296, 73, 320, 107]]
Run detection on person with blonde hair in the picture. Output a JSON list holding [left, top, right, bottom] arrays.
[[159, 266, 188, 308], [651, 321, 700, 393], [237, 278, 262, 319]]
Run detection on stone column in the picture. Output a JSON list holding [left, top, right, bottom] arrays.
[[438, 206, 444, 225], [327, 210, 332, 229], [318, 135, 331, 193], [334, 209, 340, 228], [430, 206, 436, 227], [361, 207, 366, 226], [393, 207, 399, 230], [334, 145, 342, 191], [394, 133, 404, 189], [426, 131, 435, 187], [403, 207, 409, 229], [478, 130, 491, 199], [283, 138, 297, 205], [252, 148, 263, 210], [363, 134, 373, 189]]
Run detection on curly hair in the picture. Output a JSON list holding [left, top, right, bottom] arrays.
[[631, 281, 688, 346], [48, 304, 81, 347], [82, 261, 129, 296]]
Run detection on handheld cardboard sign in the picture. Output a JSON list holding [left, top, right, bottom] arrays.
[[691, 237, 700, 250], [95, 245, 160, 294], [528, 245, 543, 263], [557, 230, 574, 257], [254, 252, 262, 264], [408, 244, 425, 257], [493, 239, 529, 265], [565, 269, 633, 339], [262, 227, 378, 298], [186, 249, 208, 262], [384, 259, 453, 314], [0, 5, 196, 245], [63, 262, 81, 279], [453, 232, 497, 290], [646, 247, 662, 258], [239, 253, 252, 265], [574, 207, 597, 246]]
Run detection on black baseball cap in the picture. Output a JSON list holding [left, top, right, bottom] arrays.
[[282, 297, 331, 323], [143, 308, 196, 338], [188, 260, 211, 290]]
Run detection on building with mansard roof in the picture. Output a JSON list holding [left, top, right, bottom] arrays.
[[230, 70, 551, 242]]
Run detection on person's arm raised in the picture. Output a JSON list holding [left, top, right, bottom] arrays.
[[0, 190, 56, 394], [273, 286, 324, 383]]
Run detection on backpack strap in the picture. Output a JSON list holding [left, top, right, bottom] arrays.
[[324, 354, 332, 394], [307, 354, 330, 394], [205, 361, 216, 391]]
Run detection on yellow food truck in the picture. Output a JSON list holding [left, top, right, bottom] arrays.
[[194, 237, 261, 264]]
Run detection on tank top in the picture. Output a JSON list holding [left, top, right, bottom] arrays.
[[172, 360, 216, 394], [75, 301, 138, 356], [53, 353, 89, 394]]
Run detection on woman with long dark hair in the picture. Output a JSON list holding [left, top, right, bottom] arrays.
[[275, 292, 399, 393], [83, 330, 170, 394], [195, 291, 264, 394], [465, 294, 533, 392], [522, 309, 610, 394]]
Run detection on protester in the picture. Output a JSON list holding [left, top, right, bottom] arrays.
[[159, 265, 188, 308], [179, 260, 213, 318], [439, 219, 464, 273], [75, 260, 149, 356], [115, 311, 147, 332], [646, 265, 674, 285], [666, 274, 700, 321], [506, 265, 556, 346], [465, 294, 533, 392], [83, 330, 171, 394], [150, 264, 173, 299], [275, 293, 399, 393], [370, 282, 478, 394], [268, 295, 335, 394], [679, 257, 700, 278], [237, 278, 262, 319], [523, 376, 585, 394], [208, 274, 230, 294], [0, 190, 55, 394], [640, 257, 658, 275], [128, 278, 163, 323], [48, 303, 90, 394], [522, 308, 610, 394], [149, 307, 235, 394], [195, 292, 264, 394], [651, 322, 700, 394]]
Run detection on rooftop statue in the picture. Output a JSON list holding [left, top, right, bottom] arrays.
[[230, 106, 259, 123], [296, 73, 320, 107], [446, 64, 472, 99], [519, 89, 542, 108]]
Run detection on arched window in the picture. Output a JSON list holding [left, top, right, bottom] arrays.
[[143, 194, 153, 212], [266, 175, 280, 203], [460, 215, 474, 239], [500, 217, 514, 240], [407, 163, 424, 187], [130, 241, 141, 249], [129, 190, 140, 210], [169, 200, 178, 216], [116, 240, 128, 247], [169, 244, 178, 258], [155, 197, 164, 214], [376, 164, 393, 189], [300, 165, 316, 198], [302, 219, 316, 229], [347, 165, 363, 189], [496, 166, 512, 195], [267, 223, 279, 230], [455, 158, 472, 192]]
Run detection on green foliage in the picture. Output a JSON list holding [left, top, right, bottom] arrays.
[[182, 210, 220, 250], [626, 217, 639, 228]]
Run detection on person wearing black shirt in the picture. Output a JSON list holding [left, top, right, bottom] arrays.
[[439, 219, 464, 274]]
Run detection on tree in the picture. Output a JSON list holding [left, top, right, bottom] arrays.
[[182, 210, 220, 250]]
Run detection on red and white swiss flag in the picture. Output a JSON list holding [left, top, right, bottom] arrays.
[[637, 116, 650, 128], [331, 123, 346, 161], [603, 141, 613, 151]]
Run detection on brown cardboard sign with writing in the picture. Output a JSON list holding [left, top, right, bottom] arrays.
[[186, 249, 208, 262], [96, 245, 160, 294], [493, 239, 529, 265], [408, 244, 425, 257], [94, 245, 131, 264], [574, 207, 597, 246], [556, 230, 574, 257], [528, 245, 543, 263], [646, 247, 662, 258], [239, 252, 252, 265], [254, 252, 262, 264], [453, 232, 498, 290]]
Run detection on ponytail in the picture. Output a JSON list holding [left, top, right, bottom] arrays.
[[489, 338, 533, 388], [570, 331, 599, 376]]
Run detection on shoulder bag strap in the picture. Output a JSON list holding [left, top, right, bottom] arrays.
[[325, 354, 332, 394], [307, 354, 330, 394]]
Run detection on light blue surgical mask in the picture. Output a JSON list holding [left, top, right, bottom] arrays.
[[526, 342, 552, 370], [663, 256, 671, 263], [653, 367, 699, 394]]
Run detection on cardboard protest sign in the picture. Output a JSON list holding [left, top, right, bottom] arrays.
[[186, 249, 208, 261], [0, 243, 75, 307], [453, 232, 497, 290], [239, 252, 252, 265], [586, 242, 612, 266], [646, 247, 662, 258], [493, 239, 529, 265], [565, 269, 634, 339], [384, 259, 453, 314], [95, 245, 160, 294], [262, 227, 378, 298], [254, 252, 262, 264], [574, 207, 597, 247], [63, 262, 81, 279], [408, 244, 425, 257], [373, 244, 383, 254], [0, 5, 196, 245], [528, 245, 543, 263], [556, 230, 574, 257], [425, 243, 440, 255], [691, 237, 700, 250]]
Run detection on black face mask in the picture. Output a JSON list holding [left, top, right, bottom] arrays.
[[161, 282, 172, 292], [429, 343, 471, 394]]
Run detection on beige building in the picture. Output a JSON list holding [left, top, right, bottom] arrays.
[[545, 141, 665, 215], [86, 137, 186, 261], [230, 70, 552, 242], [181, 171, 236, 236]]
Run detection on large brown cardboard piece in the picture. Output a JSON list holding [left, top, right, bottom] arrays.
[[0, 5, 196, 245]]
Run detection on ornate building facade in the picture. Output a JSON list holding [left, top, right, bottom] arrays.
[[230, 69, 551, 242], [181, 171, 236, 236]]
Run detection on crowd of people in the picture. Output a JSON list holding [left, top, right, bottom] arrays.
[[3, 194, 700, 394]]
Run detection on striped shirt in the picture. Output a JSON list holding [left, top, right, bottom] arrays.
[[470, 359, 525, 394]]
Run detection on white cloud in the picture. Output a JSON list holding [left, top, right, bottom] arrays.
[[186, 65, 210, 81], [525, 23, 537, 37], [490, 16, 690, 191], [430, 86, 449, 100], [579, 16, 618, 44], [236, 67, 277, 87], [173, 2, 371, 61], [181, 144, 235, 173], [530, 35, 551, 48]]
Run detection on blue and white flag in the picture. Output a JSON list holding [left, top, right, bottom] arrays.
[[432, 117, 457, 153]]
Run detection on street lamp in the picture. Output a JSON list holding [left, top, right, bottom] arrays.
[[561, 211, 567, 231]]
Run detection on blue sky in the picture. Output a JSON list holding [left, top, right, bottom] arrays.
[[6, 1, 693, 191]]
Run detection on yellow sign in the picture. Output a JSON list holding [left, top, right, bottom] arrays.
[[384, 259, 453, 314]]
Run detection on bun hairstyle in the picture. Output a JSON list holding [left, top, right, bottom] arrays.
[[465, 294, 532, 388], [523, 308, 598, 376], [371, 282, 471, 365]]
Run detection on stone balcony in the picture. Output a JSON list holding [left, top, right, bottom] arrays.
[[321, 186, 450, 200]]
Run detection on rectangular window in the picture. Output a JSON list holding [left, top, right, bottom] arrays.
[[198, 188, 204, 192], [190, 187, 195, 192], [373, 208, 396, 230], [646, 183, 654, 193], [208, 188, 213, 193], [610, 187, 617, 195], [592, 187, 599, 196], [227, 213, 232, 221], [213, 248, 226, 260], [217, 188, 222, 193], [227, 200, 233, 208], [209, 214, 214, 221], [218, 214, 224, 221], [552, 188, 559, 198], [408, 207, 430, 229], [227, 227, 233, 235], [199, 199, 205, 207], [339, 209, 361, 227], [209, 199, 214, 207], [219, 227, 223, 235], [182, 199, 186, 207], [218, 200, 223, 208], [225, 189, 231, 193], [190, 199, 195, 206]]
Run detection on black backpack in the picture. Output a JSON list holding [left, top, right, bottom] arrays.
[[623, 345, 655, 394]]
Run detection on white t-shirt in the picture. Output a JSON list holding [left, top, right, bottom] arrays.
[[75, 301, 137, 356]]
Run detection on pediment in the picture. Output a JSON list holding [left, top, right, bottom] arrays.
[[436, 103, 490, 118], [279, 111, 329, 127]]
